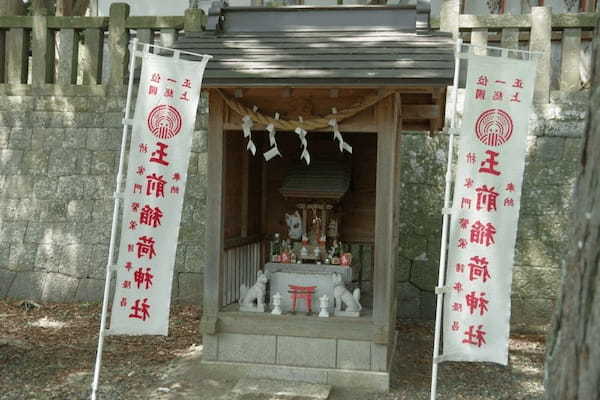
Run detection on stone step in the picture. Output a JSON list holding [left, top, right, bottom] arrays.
[[231, 378, 331, 400]]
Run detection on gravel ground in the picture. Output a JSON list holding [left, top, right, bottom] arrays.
[[0, 300, 546, 400]]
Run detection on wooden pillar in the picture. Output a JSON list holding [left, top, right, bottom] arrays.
[[373, 94, 399, 346], [204, 91, 226, 332], [5, 28, 27, 84], [389, 93, 402, 346], [108, 2, 130, 87], [529, 6, 552, 104]]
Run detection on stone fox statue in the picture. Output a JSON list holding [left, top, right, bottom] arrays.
[[332, 272, 362, 313], [240, 270, 269, 307]]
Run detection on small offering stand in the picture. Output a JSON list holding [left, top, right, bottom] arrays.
[[182, 3, 453, 392]]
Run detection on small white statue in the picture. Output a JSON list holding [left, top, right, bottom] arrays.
[[332, 272, 361, 317], [285, 211, 302, 240], [271, 292, 282, 315], [240, 270, 270, 312], [318, 294, 330, 318]]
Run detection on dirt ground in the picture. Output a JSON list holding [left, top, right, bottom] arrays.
[[0, 300, 546, 400]]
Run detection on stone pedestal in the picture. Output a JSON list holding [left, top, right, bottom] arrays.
[[264, 263, 352, 313]]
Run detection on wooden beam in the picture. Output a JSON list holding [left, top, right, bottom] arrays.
[[206, 90, 227, 314]]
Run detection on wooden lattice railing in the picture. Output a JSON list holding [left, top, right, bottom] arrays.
[[434, 7, 598, 102], [0, 4, 205, 88]]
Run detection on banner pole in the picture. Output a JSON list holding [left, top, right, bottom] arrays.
[[91, 38, 139, 400], [430, 38, 463, 400]]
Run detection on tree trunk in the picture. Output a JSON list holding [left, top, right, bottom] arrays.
[[544, 19, 600, 400]]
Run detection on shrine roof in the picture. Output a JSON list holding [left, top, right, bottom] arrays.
[[279, 159, 351, 201], [174, 5, 455, 88]]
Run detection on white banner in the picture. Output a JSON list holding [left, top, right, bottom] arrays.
[[442, 53, 536, 364], [108, 52, 208, 335]]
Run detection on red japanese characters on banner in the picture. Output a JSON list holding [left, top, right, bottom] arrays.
[[442, 54, 536, 365], [108, 53, 208, 336]]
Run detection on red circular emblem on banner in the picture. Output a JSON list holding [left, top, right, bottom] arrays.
[[147, 104, 183, 139], [474, 109, 514, 147]]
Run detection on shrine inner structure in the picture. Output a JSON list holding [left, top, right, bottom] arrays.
[[175, 3, 453, 390]]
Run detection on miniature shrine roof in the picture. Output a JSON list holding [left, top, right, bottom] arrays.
[[279, 159, 351, 201], [174, 4, 455, 87]]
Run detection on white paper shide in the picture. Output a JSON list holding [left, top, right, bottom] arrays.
[[442, 54, 536, 365], [108, 53, 208, 335]]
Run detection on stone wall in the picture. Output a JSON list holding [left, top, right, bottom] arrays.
[[0, 88, 588, 332], [0, 88, 208, 304]]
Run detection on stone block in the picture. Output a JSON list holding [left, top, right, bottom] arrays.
[[59, 244, 94, 278], [512, 266, 560, 299], [22, 150, 50, 174], [7, 243, 38, 272], [7, 128, 32, 149], [0, 128, 9, 148], [2, 198, 40, 220], [202, 334, 218, 361], [33, 176, 59, 199], [410, 258, 437, 292], [66, 200, 93, 221], [0, 222, 27, 244], [232, 378, 331, 400], [31, 128, 64, 150], [56, 175, 85, 200], [218, 333, 276, 364], [185, 175, 208, 201], [191, 129, 207, 152], [89, 245, 109, 279], [38, 200, 67, 222], [177, 272, 202, 304], [35, 243, 63, 272], [75, 278, 105, 302], [63, 128, 88, 148], [419, 291, 436, 320], [48, 148, 78, 176], [41, 272, 78, 302], [75, 150, 93, 174], [396, 282, 421, 319], [277, 337, 336, 368], [0, 237, 11, 267], [84, 175, 115, 199], [337, 340, 371, 371], [86, 128, 121, 150], [82, 220, 111, 244], [90, 151, 116, 175], [370, 343, 388, 372], [398, 233, 427, 260], [91, 199, 113, 220], [510, 297, 555, 331], [1, 175, 35, 198], [184, 244, 206, 273], [326, 369, 388, 391], [0, 149, 24, 174], [0, 270, 17, 298], [7, 271, 46, 300], [0, 111, 32, 128]]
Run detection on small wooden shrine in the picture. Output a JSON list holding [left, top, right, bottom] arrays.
[[176, 3, 453, 390]]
